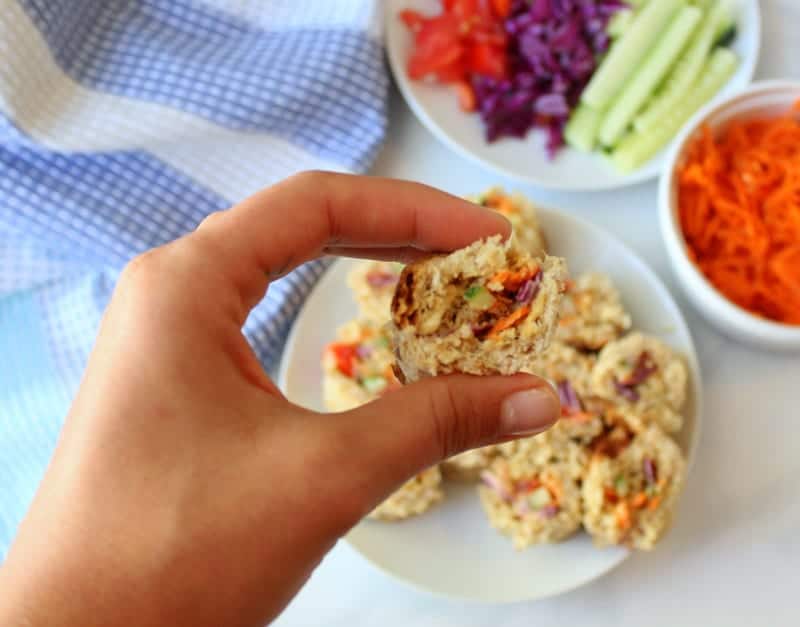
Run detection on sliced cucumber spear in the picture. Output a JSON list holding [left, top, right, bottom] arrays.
[[713, 0, 737, 43], [607, 9, 635, 40], [634, 0, 732, 134], [581, 0, 685, 110], [611, 47, 739, 173], [598, 5, 702, 148], [564, 104, 605, 153]]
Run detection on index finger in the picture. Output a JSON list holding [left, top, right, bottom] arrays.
[[193, 171, 511, 306]]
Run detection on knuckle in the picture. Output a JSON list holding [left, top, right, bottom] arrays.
[[196, 210, 228, 232], [285, 169, 336, 191], [119, 249, 163, 288]]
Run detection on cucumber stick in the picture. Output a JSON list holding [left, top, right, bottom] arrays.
[[608, 0, 654, 40], [633, 0, 729, 134], [713, 0, 736, 41], [598, 5, 702, 147], [607, 9, 635, 40], [611, 47, 739, 173], [565, 104, 604, 152], [581, 0, 684, 110]]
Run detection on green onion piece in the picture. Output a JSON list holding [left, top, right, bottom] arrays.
[[361, 376, 388, 394], [463, 285, 495, 310]]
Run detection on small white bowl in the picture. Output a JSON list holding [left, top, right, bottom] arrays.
[[659, 80, 800, 352]]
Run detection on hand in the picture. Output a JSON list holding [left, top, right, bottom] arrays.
[[0, 172, 560, 627]]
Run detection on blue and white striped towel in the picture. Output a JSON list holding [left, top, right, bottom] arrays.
[[0, 0, 389, 557]]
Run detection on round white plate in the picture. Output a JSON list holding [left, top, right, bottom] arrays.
[[384, 0, 761, 191], [279, 207, 703, 602]]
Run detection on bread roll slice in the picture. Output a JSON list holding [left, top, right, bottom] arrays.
[[390, 235, 568, 382]]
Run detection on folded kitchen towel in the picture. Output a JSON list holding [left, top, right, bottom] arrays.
[[0, 0, 388, 556]]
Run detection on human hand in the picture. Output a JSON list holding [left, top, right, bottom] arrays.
[[0, 172, 560, 627]]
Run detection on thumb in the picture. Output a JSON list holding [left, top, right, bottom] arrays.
[[334, 373, 560, 505]]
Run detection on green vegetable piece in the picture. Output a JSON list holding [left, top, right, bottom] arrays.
[[614, 474, 630, 496], [528, 486, 552, 509], [565, 104, 605, 153], [711, 0, 735, 41], [611, 47, 738, 173], [634, 0, 731, 134], [598, 5, 702, 148], [464, 284, 495, 310], [582, 0, 684, 110], [361, 376, 388, 394], [607, 9, 635, 40]]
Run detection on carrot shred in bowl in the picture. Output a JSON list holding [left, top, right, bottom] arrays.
[[677, 99, 800, 325]]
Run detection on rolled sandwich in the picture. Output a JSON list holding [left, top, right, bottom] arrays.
[[389, 235, 568, 382]]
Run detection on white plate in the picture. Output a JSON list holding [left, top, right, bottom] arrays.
[[279, 207, 703, 602], [384, 0, 761, 191]]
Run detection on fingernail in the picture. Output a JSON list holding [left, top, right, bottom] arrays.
[[499, 387, 559, 437]]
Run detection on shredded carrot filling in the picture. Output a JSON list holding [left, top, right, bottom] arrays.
[[615, 503, 632, 531], [487, 304, 530, 338], [541, 475, 563, 505], [677, 100, 800, 325], [646, 496, 662, 512], [518, 477, 542, 492], [558, 314, 577, 327], [565, 411, 595, 423], [489, 267, 537, 292]]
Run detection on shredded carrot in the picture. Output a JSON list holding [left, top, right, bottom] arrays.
[[565, 411, 595, 423], [519, 477, 542, 493], [678, 100, 800, 325], [541, 475, 563, 505], [489, 268, 537, 291], [647, 496, 662, 512], [496, 196, 519, 215], [630, 492, 648, 509], [558, 314, 577, 327], [487, 304, 530, 337], [615, 503, 632, 531]]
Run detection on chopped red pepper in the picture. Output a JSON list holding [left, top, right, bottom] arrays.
[[455, 80, 477, 111], [490, 0, 512, 18], [604, 486, 619, 504], [401, 0, 508, 86], [399, 9, 425, 31], [329, 343, 358, 378]]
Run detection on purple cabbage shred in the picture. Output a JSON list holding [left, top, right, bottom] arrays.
[[473, 0, 627, 158], [515, 270, 542, 304], [539, 504, 560, 519], [643, 457, 657, 484], [613, 378, 640, 402], [557, 379, 583, 414]]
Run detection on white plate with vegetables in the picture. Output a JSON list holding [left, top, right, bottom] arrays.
[[279, 207, 702, 602], [386, 0, 760, 191]]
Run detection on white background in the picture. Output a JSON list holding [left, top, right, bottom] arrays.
[[276, 3, 800, 625]]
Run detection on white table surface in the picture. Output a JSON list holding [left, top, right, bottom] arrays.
[[276, 4, 800, 625]]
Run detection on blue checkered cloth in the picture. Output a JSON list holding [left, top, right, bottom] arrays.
[[0, 0, 388, 556]]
